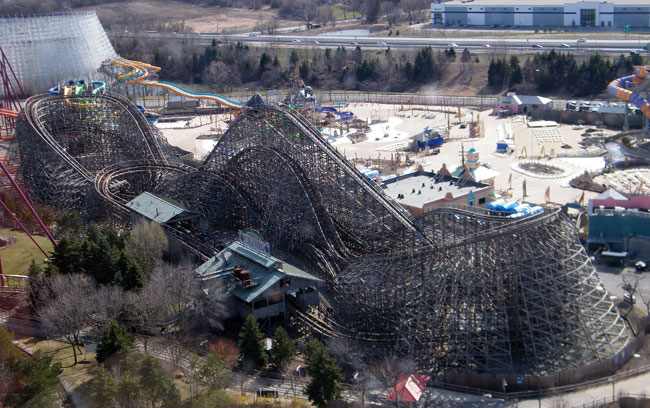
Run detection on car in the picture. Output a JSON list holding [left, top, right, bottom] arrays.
[[378, 42, 388, 46], [559, 43, 570, 48], [448, 43, 458, 47], [291, 39, 301, 43], [249, 32, 259, 37], [624, 293, 636, 305], [352, 41, 358, 46], [313, 40, 320, 44], [432, 148, 440, 155], [577, 37, 587, 43], [531, 44, 544, 49], [636, 260, 647, 271], [482, 44, 491, 48], [459, 123, 467, 129]]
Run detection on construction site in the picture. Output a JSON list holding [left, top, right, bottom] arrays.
[[2, 10, 650, 397]]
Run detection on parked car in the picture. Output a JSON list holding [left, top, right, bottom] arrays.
[[636, 260, 647, 271]]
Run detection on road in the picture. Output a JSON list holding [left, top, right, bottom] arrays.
[[108, 30, 648, 54]]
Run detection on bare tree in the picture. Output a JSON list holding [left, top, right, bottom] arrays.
[[372, 355, 417, 406], [296, 0, 320, 29], [160, 329, 191, 373], [39, 274, 95, 365], [89, 285, 124, 335], [316, 5, 335, 27], [125, 219, 168, 276], [383, 2, 402, 27], [121, 288, 161, 354]]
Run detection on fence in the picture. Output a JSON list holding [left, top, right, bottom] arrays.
[[532, 109, 645, 129], [574, 393, 650, 408], [222, 91, 499, 109]]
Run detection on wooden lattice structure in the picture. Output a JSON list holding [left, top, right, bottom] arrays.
[[14, 93, 632, 381]]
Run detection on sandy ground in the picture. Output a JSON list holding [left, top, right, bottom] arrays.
[[160, 102, 637, 207]]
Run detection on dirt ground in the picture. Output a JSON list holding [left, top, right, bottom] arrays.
[[83, 0, 299, 33]]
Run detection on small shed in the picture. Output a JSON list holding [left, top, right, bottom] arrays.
[[493, 94, 552, 115], [387, 374, 430, 404]]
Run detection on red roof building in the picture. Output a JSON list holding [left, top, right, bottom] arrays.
[[387, 373, 430, 403]]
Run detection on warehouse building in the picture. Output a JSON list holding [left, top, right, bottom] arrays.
[[431, 0, 650, 28]]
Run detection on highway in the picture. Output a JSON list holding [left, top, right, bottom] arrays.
[[108, 30, 649, 54]]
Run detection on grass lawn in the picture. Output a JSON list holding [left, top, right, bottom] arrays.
[[0, 227, 53, 275], [330, 5, 361, 21]]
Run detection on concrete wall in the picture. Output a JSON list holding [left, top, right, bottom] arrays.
[[445, 6, 468, 25], [532, 7, 565, 27], [514, 7, 534, 26], [466, 5, 486, 25], [613, 6, 650, 27], [485, 7, 514, 26]]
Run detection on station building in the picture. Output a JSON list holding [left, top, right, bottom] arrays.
[[431, 0, 650, 28], [195, 232, 325, 326]]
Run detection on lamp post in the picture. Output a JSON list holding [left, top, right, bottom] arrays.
[[608, 377, 615, 402]]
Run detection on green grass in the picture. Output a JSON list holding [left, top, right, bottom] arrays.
[[0, 228, 53, 275], [330, 5, 361, 21]]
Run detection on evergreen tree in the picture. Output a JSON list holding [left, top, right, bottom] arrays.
[[270, 326, 295, 372], [139, 354, 180, 408], [9, 350, 62, 408], [259, 52, 272, 75], [305, 339, 342, 408], [113, 252, 143, 292], [95, 321, 134, 364], [238, 315, 268, 369], [50, 237, 81, 275], [194, 353, 231, 391], [299, 61, 310, 80], [89, 366, 118, 408], [413, 47, 436, 83], [55, 211, 84, 239], [508, 55, 523, 85]]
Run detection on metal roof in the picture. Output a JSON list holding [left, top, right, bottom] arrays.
[[381, 171, 490, 209], [196, 241, 323, 304], [496, 94, 552, 106], [126, 192, 189, 224]]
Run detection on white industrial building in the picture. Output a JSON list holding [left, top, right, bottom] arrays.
[[0, 11, 116, 95], [431, 0, 650, 28]]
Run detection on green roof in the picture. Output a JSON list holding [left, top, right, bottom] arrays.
[[196, 241, 323, 304], [126, 192, 189, 224]]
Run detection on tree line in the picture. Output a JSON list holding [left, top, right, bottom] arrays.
[[488, 51, 644, 96], [115, 36, 465, 93]]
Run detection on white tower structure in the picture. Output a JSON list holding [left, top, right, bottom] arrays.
[[0, 11, 117, 96]]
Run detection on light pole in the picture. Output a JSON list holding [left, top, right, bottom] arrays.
[[608, 377, 615, 402]]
